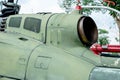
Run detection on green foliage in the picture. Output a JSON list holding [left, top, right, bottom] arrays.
[[98, 29, 109, 45], [58, 0, 120, 16], [58, 0, 119, 45], [98, 36, 109, 45], [103, 0, 120, 10], [58, 0, 102, 14], [103, 0, 120, 18], [80, 0, 102, 15], [81, 0, 99, 6], [59, 0, 74, 8], [115, 37, 119, 42], [81, 0, 93, 5], [98, 29, 109, 34], [58, 0, 75, 13]]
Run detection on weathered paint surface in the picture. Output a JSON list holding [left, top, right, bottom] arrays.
[[0, 10, 119, 80]]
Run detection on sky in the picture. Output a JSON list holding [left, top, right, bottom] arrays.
[[90, 11, 119, 44], [18, 0, 64, 13]]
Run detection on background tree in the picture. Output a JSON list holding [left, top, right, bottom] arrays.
[[103, 0, 120, 45], [58, 0, 75, 13], [58, 0, 120, 25], [58, 0, 102, 13], [59, 0, 120, 27], [98, 29, 109, 45], [102, 0, 120, 30], [58, 0, 120, 44]]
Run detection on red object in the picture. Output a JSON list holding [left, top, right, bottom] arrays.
[[90, 44, 120, 55], [75, 5, 82, 10], [75, 0, 82, 10], [103, 0, 115, 6]]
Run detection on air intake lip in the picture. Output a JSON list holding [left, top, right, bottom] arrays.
[[77, 16, 98, 46]]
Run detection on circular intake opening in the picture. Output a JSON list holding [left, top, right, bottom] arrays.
[[77, 16, 98, 46]]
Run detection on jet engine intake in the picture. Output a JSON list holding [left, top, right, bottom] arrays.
[[77, 16, 98, 46]]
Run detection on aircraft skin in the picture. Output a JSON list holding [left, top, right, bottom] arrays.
[[0, 10, 119, 80]]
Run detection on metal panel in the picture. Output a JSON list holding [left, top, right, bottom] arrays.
[[90, 67, 120, 80], [34, 56, 52, 70]]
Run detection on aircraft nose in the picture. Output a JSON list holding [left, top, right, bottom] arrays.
[[89, 67, 120, 80]]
